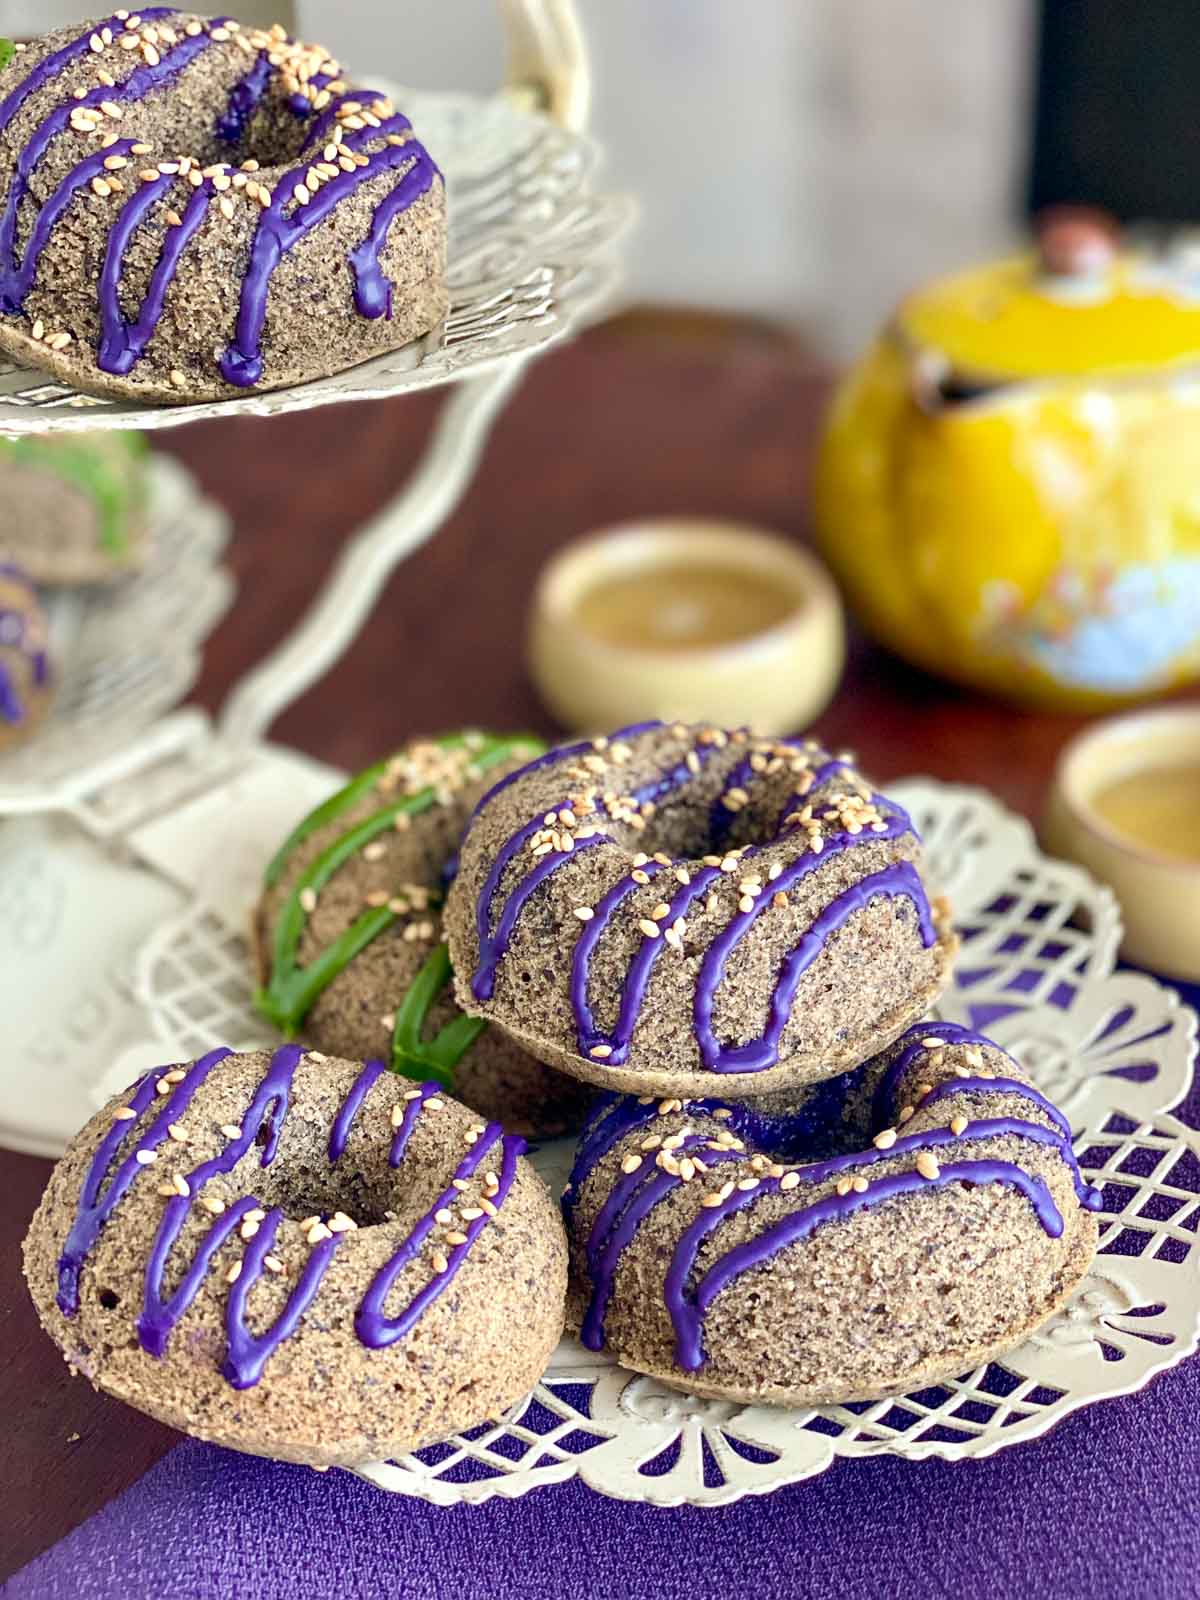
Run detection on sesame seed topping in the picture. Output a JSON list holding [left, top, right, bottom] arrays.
[[431, 1250, 449, 1274], [573, 906, 594, 921], [299, 888, 317, 913], [873, 1128, 897, 1150], [851, 1175, 869, 1193], [220, 1124, 242, 1140], [950, 1115, 969, 1136], [135, 1150, 157, 1165], [166, 1123, 188, 1142], [638, 919, 661, 940], [226, 1261, 242, 1284], [264, 1255, 285, 1275], [621, 1154, 642, 1174], [780, 1171, 801, 1190], [916, 1152, 940, 1180], [112, 1106, 137, 1121], [589, 1044, 613, 1059], [306, 1222, 332, 1245], [921, 1036, 945, 1049], [736, 1177, 760, 1191], [201, 1196, 225, 1216], [445, 1230, 468, 1246], [898, 1105, 915, 1124]]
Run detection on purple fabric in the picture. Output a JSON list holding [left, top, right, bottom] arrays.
[[10, 978, 1200, 1600]]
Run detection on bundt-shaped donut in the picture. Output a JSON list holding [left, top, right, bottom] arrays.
[[0, 432, 149, 582], [563, 1023, 1102, 1404], [0, 561, 53, 750], [254, 732, 594, 1139], [24, 1046, 566, 1466], [0, 12, 447, 402], [445, 720, 957, 1097]]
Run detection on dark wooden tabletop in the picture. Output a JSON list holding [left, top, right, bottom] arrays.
[[4, 321, 1196, 1581]]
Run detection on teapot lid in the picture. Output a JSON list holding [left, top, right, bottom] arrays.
[[897, 209, 1200, 382]]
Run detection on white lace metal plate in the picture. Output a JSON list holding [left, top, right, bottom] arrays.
[[113, 773, 1198, 1505], [0, 456, 232, 805], [0, 90, 630, 435]]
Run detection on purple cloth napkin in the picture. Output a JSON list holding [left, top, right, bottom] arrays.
[[11, 981, 1200, 1600]]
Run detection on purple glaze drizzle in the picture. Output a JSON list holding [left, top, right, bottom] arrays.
[[138, 1043, 302, 1359], [57, 1045, 234, 1317], [215, 50, 273, 144], [355, 1121, 524, 1348], [0, 10, 173, 139], [218, 118, 437, 386], [0, 596, 48, 723], [0, 26, 220, 316], [469, 726, 936, 1076], [58, 1046, 522, 1387], [695, 859, 933, 1073], [570, 1022, 1105, 1367], [666, 1159, 1063, 1371], [328, 1057, 387, 1161]]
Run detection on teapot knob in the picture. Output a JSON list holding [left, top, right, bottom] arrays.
[[1037, 205, 1118, 277]]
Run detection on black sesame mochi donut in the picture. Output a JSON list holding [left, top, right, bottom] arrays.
[[0, 432, 150, 582], [24, 1046, 566, 1467], [444, 721, 958, 1097], [0, 562, 53, 750], [254, 732, 595, 1139], [0, 13, 447, 403], [564, 1023, 1102, 1405]]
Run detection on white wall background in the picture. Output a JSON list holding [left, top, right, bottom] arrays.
[[2, 0, 1035, 358]]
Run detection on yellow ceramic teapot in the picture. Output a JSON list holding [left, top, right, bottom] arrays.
[[813, 212, 1200, 710]]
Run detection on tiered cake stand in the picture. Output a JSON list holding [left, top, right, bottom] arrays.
[[2, 1, 1197, 1511], [0, 0, 629, 1154]]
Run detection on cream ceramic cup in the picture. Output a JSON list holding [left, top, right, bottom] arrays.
[[526, 518, 845, 734], [1043, 705, 1200, 980]]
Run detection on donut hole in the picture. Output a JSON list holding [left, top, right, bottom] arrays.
[[116, 66, 326, 180]]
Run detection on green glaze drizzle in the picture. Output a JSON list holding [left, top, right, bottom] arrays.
[[255, 732, 544, 1087], [1, 433, 148, 557], [390, 942, 486, 1089]]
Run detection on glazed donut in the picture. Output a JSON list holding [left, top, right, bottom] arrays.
[[0, 13, 446, 403], [24, 1046, 566, 1466], [254, 732, 594, 1138], [0, 433, 149, 583], [0, 562, 53, 751], [445, 720, 957, 1097], [563, 1022, 1102, 1404]]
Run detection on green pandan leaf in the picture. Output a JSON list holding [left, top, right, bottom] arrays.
[[0, 41, 15, 72]]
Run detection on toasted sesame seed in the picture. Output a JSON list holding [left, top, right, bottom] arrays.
[[112, 1106, 137, 1121], [921, 1036, 945, 1049], [135, 1150, 157, 1165], [264, 1255, 285, 1274], [307, 1222, 332, 1245], [780, 1171, 801, 1190], [898, 1105, 915, 1124], [166, 1123, 187, 1142], [950, 1115, 969, 1136], [157, 1184, 177, 1197], [651, 902, 671, 920], [201, 1196, 225, 1215], [851, 1175, 869, 1194], [226, 1261, 242, 1284], [445, 1230, 468, 1246], [240, 1220, 259, 1241], [873, 1128, 898, 1150], [573, 906, 594, 921], [916, 1152, 940, 1180], [218, 195, 234, 219], [299, 887, 317, 912], [425, 1097, 445, 1111], [736, 1177, 760, 1192], [479, 1197, 498, 1216], [621, 1154, 642, 1174], [219, 1124, 242, 1140], [91, 177, 112, 197], [589, 1044, 613, 1059], [638, 919, 661, 939], [327, 1214, 357, 1233], [431, 1250, 449, 1273], [89, 32, 104, 52]]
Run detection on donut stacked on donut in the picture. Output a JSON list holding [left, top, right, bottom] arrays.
[[0, 562, 53, 751], [24, 1046, 566, 1466], [563, 1023, 1102, 1403], [0, 13, 447, 402], [254, 732, 594, 1138], [445, 720, 957, 1096], [0, 433, 150, 582]]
